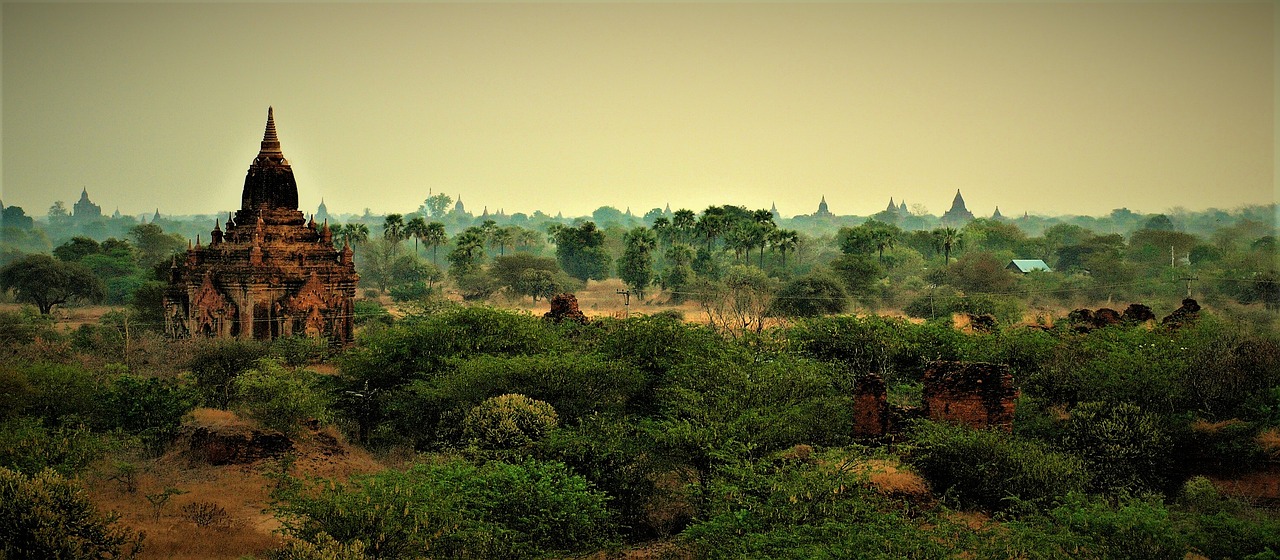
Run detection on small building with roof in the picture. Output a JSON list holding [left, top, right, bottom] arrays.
[[1006, 259, 1052, 274]]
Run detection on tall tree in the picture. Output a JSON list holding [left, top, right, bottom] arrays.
[[424, 193, 453, 219], [932, 227, 963, 265], [553, 221, 612, 282], [672, 209, 697, 244], [422, 222, 448, 266], [404, 216, 429, 256], [0, 254, 106, 314], [769, 229, 799, 268], [618, 227, 657, 299]]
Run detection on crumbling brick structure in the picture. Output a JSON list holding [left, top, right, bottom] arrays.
[[1162, 298, 1202, 328], [543, 293, 588, 324], [164, 108, 359, 344], [922, 361, 1017, 432], [852, 373, 888, 438]]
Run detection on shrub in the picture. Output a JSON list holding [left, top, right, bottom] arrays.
[[0, 417, 111, 475], [1061, 401, 1174, 494], [272, 458, 612, 559], [234, 360, 332, 435], [907, 420, 1088, 511], [0, 466, 144, 559], [462, 394, 558, 450], [351, 299, 392, 328], [98, 373, 197, 452], [188, 338, 270, 408], [270, 335, 332, 367]]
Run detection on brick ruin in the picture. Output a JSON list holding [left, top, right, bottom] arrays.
[[852, 373, 889, 438], [921, 362, 1017, 432], [543, 293, 588, 324], [851, 362, 1018, 437], [164, 108, 359, 344]]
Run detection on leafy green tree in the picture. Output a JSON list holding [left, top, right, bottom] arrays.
[[0, 254, 106, 314], [618, 227, 657, 299], [129, 223, 186, 270], [99, 373, 197, 452], [936, 251, 1018, 294], [272, 459, 612, 559], [335, 223, 370, 249], [490, 254, 566, 301], [771, 271, 849, 317], [693, 265, 777, 338], [423, 193, 453, 219], [829, 253, 881, 295], [1061, 401, 1173, 494], [769, 228, 799, 268], [188, 337, 270, 408], [0, 467, 144, 559], [53, 236, 101, 262], [552, 221, 611, 282]]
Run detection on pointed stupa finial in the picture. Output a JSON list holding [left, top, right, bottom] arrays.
[[259, 106, 282, 156]]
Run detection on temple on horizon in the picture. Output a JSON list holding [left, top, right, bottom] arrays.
[[164, 108, 359, 344]]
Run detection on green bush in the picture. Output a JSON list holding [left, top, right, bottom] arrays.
[[769, 271, 849, 318], [462, 394, 558, 450], [272, 458, 613, 559], [188, 338, 270, 408], [386, 353, 644, 448], [0, 466, 144, 559], [98, 373, 197, 452], [0, 417, 111, 475], [270, 335, 332, 367], [907, 420, 1089, 511], [234, 359, 332, 435], [1061, 401, 1174, 494]]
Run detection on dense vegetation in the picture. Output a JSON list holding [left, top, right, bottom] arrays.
[[2, 300, 1279, 558], [2, 199, 1278, 557]]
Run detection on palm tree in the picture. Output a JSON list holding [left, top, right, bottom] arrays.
[[770, 229, 799, 268], [337, 223, 370, 248], [423, 222, 447, 266], [752, 209, 776, 267], [383, 214, 406, 256], [404, 216, 428, 256], [932, 227, 962, 265], [672, 209, 697, 244], [868, 227, 895, 263], [490, 226, 515, 257]]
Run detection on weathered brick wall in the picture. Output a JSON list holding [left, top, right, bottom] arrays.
[[852, 373, 888, 438], [543, 293, 588, 324], [922, 361, 1017, 432]]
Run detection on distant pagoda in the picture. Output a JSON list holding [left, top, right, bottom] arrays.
[[164, 108, 359, 344], [940, 189, 975, 225], [73, 188, 102, 221], [814, 196, 833, 218]]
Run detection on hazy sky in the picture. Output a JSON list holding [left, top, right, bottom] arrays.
[[3, 2, 1275, 220]]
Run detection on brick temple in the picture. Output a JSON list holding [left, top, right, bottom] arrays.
[[164, 108, 358, 344]]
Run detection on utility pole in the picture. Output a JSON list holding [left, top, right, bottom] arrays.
[[616, 289, 631, 319], [1178, 275, 1198, 298]]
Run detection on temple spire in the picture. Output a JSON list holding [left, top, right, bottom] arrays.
[[259, 106, 282, 156]]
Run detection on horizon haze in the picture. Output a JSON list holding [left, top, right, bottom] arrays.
[[3, 2, 1276, 220]]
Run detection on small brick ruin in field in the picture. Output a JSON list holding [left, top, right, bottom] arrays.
[[543, 293, 588, 324], [921, 362, 1017, 432], [852, 373, 889, 438], [852, 362, 1018, 437], [1161, 298, 1202, 328]]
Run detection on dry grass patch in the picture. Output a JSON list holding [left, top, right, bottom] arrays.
[[1256, 428, 1280, 459], [1191, 418, 1247, 434]]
